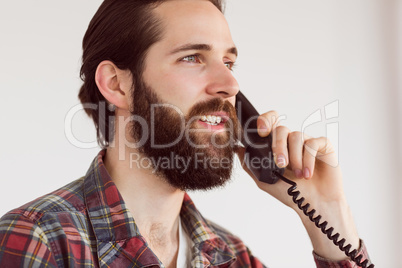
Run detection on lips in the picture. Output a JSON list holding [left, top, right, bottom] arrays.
[[198, 112, 229, 128]]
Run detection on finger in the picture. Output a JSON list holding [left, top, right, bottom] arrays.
[[257, 111, 279, 137], [303, 137, 328, 179], [288, 131, 304, 178], [272, 125, 290, 168], [235, 145, 292, 202]]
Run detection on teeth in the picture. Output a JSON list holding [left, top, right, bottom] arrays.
[[200, 115, 223, 125], [211, 116, 217, 124]]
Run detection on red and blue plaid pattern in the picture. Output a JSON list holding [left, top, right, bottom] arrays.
[[0, 150, 369, 267]]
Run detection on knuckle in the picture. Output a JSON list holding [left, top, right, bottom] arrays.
[[320, 136, 330, 144], [320, 137, 334, 153], [304, 139, 317, 148], [261, 110, 278, 119], [288, 131, 302, 143], [264, 111, 280, 124], [268, 110, 279, 117], [275, 125, 290, 133]]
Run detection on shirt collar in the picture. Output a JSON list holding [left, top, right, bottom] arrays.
[[84, 149, 236, 267], [180, 194, 237, 267]]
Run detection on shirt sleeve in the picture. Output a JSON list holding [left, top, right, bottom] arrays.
[[246, 247, 268, 268], [0, 212, 57, 267], [313, 240, 371, 268]]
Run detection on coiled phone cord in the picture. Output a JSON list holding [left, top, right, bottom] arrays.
[[272, 171, 375, 268]]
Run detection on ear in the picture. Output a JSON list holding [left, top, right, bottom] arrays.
[[95, 60, 132, 110]]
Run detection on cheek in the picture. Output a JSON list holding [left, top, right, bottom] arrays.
[[156, 71, 207, 113]]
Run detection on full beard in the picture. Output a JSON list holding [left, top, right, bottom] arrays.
[[130, 79, 241, 191]]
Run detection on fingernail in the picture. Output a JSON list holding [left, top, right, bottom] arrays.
[[294, 169, 303, 178], [277, 154, 286, 168], [258, 124, 268, 136], [303, 167, 310, 179]]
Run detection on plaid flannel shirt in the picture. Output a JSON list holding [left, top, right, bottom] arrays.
[[0, 150, 370, 267]]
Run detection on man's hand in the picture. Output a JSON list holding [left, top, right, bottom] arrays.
[[236, 110, 360, 261]]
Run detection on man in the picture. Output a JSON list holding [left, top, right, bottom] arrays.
[[0, 0, 371, 267]]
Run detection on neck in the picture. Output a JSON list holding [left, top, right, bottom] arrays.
[[104, 146, 185, 257]]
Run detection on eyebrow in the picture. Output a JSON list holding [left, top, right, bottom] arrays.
[[169, 43, 238, 57]]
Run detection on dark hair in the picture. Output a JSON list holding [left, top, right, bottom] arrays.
[[78, 0, 224, 148]]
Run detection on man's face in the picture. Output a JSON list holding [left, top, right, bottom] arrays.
[[142, 0, 239, 113], [129, 0, 241, 191]]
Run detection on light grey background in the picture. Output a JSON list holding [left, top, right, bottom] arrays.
[[0, 0, 400, 267]]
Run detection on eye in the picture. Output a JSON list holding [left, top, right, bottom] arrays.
[[181, 55, 201, 63], [224, 61, 236, 71]]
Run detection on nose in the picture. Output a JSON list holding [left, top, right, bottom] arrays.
[[205, 62, 240, 100]]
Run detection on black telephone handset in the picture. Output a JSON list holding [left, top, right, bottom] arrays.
[[235, 91, 285, 184], [235, 91, 374, 268]]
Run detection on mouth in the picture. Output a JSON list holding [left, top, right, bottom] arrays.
[[198, 112, 229, 128]]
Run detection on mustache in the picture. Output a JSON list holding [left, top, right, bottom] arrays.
[[186, 98, 236, 119]]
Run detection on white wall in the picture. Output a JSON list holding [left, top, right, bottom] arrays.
[[0, 1, 400, 267]]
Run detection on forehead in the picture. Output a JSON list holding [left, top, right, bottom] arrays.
[[153, 0, 234, 49]]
